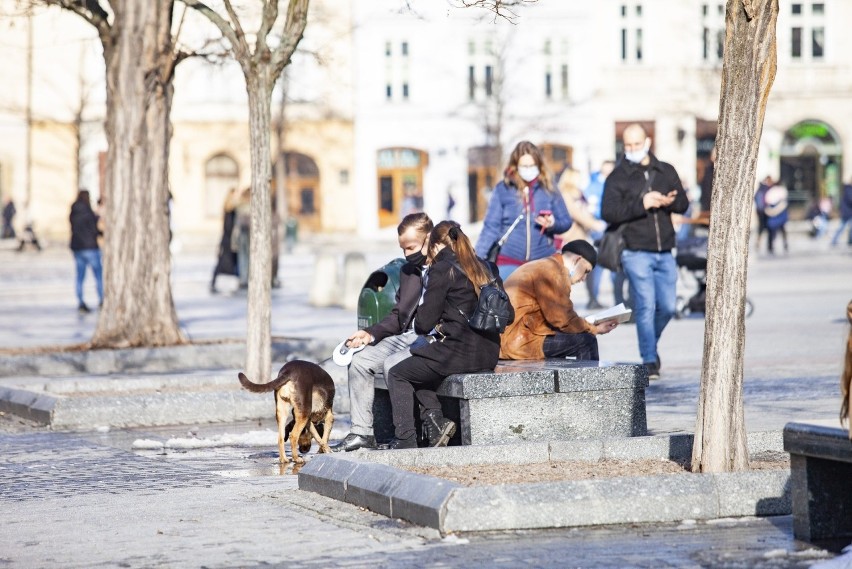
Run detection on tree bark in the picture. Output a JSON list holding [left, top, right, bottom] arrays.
[[91, 0, 184, 348], [692, 0, 778, 473], [244, 74, 274, 381]]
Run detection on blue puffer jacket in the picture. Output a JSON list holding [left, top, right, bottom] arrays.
[[475, 179, 572, 263]]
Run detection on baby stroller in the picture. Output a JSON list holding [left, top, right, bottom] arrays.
[[674, 225, 754, 319]]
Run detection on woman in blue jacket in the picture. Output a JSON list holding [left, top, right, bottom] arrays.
[[475, 140, 572, 280]]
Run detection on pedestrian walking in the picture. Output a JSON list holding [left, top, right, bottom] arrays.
[[210, 188, 240, 293], [557, 168, 606, 309], [831, 179, 852, 247], [232, 188, 251, 289], [69, 189, 103, 313], [2, 198, 15, 239], [474, 140, 573, 281], [754, 175, 773, 252], [764, 183, 789, 255], [601, 123, 689, 380]]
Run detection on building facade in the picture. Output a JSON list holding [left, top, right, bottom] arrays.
[[0, 0, 848, 242]]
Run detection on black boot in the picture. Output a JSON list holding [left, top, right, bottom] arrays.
[[385, 435, 417, 450], [422, 409, 456, 448]]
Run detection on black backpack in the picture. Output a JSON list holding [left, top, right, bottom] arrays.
[[450, 260, 514, 334]]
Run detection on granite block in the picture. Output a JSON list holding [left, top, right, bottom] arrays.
[[747, 430, 784, 454], [442, 473, 718, 532], [344, 463, 406, 517], [714, 470, 791, 517], [297, 454, 359, 501], [790, 454, 852, 541], [784, 422, 852, 463], [554, 361, 649, 392], [389, 473, 460, 528], [463, 390, 646, 445], [602, 433, 692, 462], [437, 369, 556, 399]]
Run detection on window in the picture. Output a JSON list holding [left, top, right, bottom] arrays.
[[386, 84, 392, 100], [560, 64, 569, 99], [702, 4, 708, 16], [791, 3, 802, 14], [702, 27, 709, 59], [636, 4, 642, 16], [468, 65, 475, 100], [299, 188, 315, 214], [621, 28, 627, 60], [621, 5, 626, 17], [402, 83, 409, 100], [543, 39, 551, 55], [484, 65, 493, 97], [385, 41, 391, 56], [717, 3, 724, 15], [791, 27, 802, 58], [716, 29, 724, 59], [812, 27, 824, 58], [401, 41, 408, 56], [636, 28, 643, 60], [812, 3, 824, 15], [545, 72, 552, 99]]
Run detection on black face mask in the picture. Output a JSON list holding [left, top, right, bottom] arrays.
[[405, 250, 426, 266]]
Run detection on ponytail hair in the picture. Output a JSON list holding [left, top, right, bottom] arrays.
[[428, 220, 491, 296]]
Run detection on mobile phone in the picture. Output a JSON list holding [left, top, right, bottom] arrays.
[[538, 209, 552, 216]]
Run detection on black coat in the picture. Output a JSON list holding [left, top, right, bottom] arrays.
[[69, 200, 100, 251], [410, 248, 502, 375], [365, 262, 424, 343], [601, 153, 689, 252]]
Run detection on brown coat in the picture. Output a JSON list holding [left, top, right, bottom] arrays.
[[500, 253, 595, 359]]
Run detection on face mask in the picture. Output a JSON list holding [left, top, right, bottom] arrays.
[[518, 165, 540, 182], [624, 141, 650, 164], [405, 250, 426, 266]]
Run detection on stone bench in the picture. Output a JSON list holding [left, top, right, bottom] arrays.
[[372, 359, 649, 446], [784, 422, 852, 547]]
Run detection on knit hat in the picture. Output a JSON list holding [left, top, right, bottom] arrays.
[[562, 240, 598, 268]]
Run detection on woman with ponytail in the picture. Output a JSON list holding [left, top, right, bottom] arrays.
[[384, 220, 511, 449]]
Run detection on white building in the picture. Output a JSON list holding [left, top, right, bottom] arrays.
[[1, 0, 849, 241]]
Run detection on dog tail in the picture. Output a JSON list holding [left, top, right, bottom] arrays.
[[237, 371, 292, 393]]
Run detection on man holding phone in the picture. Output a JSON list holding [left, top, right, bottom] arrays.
[[601, 124, 689, 380]]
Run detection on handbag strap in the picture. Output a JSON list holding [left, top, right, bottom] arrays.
[[497, 214, 524, 246]]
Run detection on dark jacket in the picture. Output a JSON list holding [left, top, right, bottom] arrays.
[[475, 179, 572, 263], [601, 154, 689, 252], [410, 248, 502, 375], [365, 262, 424, 343], [69, 200, 100, 251], [840, 184, 852, 221]]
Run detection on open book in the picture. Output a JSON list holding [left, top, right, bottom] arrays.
[[585, 303, 632, 325]]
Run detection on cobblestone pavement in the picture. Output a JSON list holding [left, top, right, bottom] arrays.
[[0, 428, 843, 568]]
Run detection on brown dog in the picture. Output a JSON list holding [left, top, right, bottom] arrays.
[[238, 360, 335, 464]]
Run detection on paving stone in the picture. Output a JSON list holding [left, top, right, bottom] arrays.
[[298, 454, 360, 501], [713, 470, 791, 517], [602, 433, 693, 462]]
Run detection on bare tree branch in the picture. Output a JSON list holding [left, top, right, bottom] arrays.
[[255, 0, 278, 57], [221, 0, 248, 53], [271, 0, 309, 77], [178, 0, 245, 60], [44, 0, 112, 41], [449, 0, 538, 23]]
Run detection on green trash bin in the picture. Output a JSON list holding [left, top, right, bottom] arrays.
[[357, 258, 405, 330]]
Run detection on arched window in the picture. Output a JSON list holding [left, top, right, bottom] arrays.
[[204, 154, 239, 218]]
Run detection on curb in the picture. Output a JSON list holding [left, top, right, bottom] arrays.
[[298, 431, 790, 534]]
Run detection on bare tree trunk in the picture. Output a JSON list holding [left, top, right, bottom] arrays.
[[92, 0, 184, 348], [692, 0, 778, 473], [244, 74, 274, 380]]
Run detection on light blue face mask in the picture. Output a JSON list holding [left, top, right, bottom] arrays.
[[518, 165, 540, 182]]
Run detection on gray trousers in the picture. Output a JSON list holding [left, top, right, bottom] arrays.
[[348, 331, 417, 436]]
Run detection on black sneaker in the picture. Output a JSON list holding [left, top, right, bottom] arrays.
[[422, 410, 456, 447], [78, 303, 91, 314], [645, 361, 660, 381]]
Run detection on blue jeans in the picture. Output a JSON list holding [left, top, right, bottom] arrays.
[[832, 218, 852, 246], [621, 249, 678, 364], [73, 249, 103, 306], [543, 332, 599, 360], [497, 263, 520, 281]]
